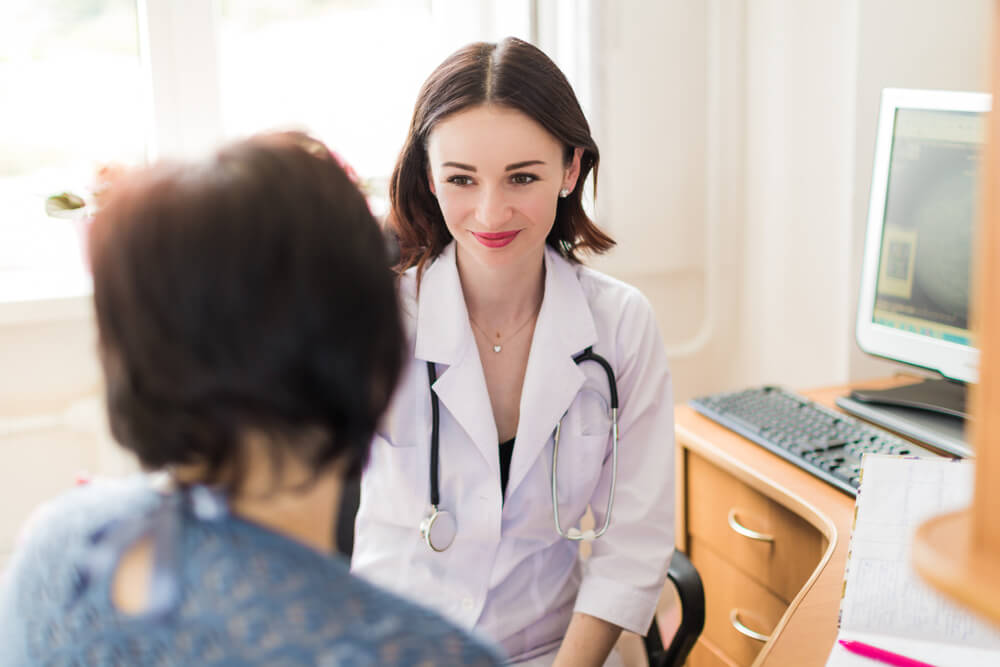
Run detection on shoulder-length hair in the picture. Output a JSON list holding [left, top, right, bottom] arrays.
[[389, 37, 614, 280], [89, 132, 404, 493]]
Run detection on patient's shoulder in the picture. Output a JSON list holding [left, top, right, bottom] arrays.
[[15, 475, 158, 553]]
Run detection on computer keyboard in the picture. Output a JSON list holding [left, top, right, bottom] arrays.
[[689, 385, 943, 496]]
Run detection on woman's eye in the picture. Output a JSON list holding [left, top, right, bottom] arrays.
[[446, 175, 473, 186], [510, 173, 538, 185]]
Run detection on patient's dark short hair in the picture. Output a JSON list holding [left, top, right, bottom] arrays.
[[89, 132, 404, 491]]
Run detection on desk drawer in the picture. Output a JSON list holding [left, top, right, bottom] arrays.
[[685, 451, 824, 602], [690, 536, 786, 667], [688, 637, 739, 667]]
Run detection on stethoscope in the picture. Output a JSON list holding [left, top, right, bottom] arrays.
[[419, 346, 619, 552]]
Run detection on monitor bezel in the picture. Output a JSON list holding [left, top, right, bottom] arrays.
[[856, 88, 991, 384]]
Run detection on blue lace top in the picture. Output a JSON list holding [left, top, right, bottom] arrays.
[[0, 476, 503, 666]]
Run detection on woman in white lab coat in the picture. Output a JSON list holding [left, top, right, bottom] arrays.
[[352, 37, 675, 667]]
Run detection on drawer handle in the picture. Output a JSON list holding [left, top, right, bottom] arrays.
[[729, 609, 771, 642], [727, 509, 774, 542]]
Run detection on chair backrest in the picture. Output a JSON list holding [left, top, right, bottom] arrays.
[[643, 550, 705, 667]]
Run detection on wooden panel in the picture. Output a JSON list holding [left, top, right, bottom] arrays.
[[689, 536, 787, 667], [911, 2, 1000, 628], [685, 451, 825, 602], [688, 637, 739, 667], [970, 0, 1000, 557]]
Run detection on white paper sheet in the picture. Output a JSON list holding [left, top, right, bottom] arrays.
[[826, 455, 1000, 667]]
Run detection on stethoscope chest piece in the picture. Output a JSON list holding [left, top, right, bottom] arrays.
[[420, 506, 457, 552]]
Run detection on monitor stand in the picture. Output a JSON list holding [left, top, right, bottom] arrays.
[[834, 378, 971, 458]]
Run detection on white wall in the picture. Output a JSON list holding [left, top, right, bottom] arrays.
[[738, 0, 858, 390], [589, 0, 993, 401], [590, 0, 749, 401], [0, 302, 134, 570]]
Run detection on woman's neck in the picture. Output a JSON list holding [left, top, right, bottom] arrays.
[[173, 434, 344, 555], [229, 472, 342, 555], [457, 246, 546, 331]]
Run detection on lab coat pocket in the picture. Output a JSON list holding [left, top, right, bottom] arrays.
[[368, 431, 424, 525], [375, 429, 417, 448], [556, 432, 611, 511], [556, 387, 613, 509]]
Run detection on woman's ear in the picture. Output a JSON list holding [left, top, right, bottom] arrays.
[[563, 147, 583, 194], [427, 167, 436, 196]]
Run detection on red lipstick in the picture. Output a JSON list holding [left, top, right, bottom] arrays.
[[472, 230, 520, 248]]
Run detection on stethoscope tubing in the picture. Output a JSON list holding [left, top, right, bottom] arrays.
[[552, 347, 618, 541], [427, 360, 441, 507], [422, 347, 619, 550]]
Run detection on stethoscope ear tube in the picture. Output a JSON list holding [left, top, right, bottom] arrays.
[[571, 347, 618, 410], [552, 347, 618, 541], [551, 400, 618, 542]]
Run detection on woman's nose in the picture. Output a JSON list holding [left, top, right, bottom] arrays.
[[475, 186, 513, 227]]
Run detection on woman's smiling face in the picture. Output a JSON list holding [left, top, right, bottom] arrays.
[[426, 105, 581, 272]]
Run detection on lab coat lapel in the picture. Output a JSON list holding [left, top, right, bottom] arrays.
[[507, 247, 599, 496], [414, 243, 499, 468]]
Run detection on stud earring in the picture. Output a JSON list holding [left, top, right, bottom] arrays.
[[559, 188, 570, 198]]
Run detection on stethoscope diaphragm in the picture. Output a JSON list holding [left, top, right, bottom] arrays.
[[420, 506, 457, 552]]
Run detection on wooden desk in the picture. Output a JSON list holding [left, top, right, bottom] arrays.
[[675, 377, 929, 666]]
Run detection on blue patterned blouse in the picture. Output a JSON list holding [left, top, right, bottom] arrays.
[[0, 476, 503, 666]]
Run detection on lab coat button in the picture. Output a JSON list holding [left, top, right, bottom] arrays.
[[461, 597, 474, 610]]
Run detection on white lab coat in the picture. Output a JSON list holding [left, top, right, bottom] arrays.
[[352, 242, 675, 663]]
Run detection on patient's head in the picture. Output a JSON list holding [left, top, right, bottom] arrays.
[[88, 132, 404, 493]]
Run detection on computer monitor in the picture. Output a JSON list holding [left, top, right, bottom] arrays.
[[843, 88, 990, 456]]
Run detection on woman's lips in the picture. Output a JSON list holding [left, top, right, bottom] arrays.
[[472, 230, 520, 248]]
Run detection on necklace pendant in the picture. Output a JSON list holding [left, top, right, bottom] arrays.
[[493, 344, 502, 353]]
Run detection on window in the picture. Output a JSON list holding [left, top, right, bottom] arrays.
[[0, 0, 143, 297], [217, 0, 532, 212], [0, 0, 535, 301], [219, 1, 435, 194]]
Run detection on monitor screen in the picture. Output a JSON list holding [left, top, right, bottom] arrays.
[[856, 89, 990, 384]]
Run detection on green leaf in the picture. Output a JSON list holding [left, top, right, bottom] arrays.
[[45, 191, 87, 219]]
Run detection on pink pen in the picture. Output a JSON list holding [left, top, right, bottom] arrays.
[[838, 640, 937, 667]]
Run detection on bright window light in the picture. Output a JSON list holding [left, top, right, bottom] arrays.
[[0, 0, 144, 293], [0, 0, 536, 301], [217, 0, 477, 204]]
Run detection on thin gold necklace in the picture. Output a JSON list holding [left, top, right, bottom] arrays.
[[469, 304, 540, 353]]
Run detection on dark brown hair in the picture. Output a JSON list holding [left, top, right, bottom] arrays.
[[388, 37, 614, 279], [89, 132, 404, 492]]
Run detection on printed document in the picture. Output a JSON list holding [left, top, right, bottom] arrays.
[[826, 455, 1000, 667]]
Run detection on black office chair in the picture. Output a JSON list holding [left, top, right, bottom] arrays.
[[644, 549, 705, 667], [335, 478, 704, 667]]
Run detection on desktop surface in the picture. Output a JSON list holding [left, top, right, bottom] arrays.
[[834, 392, 971, 458], [674, 376, 932, 667]]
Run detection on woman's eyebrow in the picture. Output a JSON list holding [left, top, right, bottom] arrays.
[[440, 159, 546, 171], [505, 160, 545, 170]]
